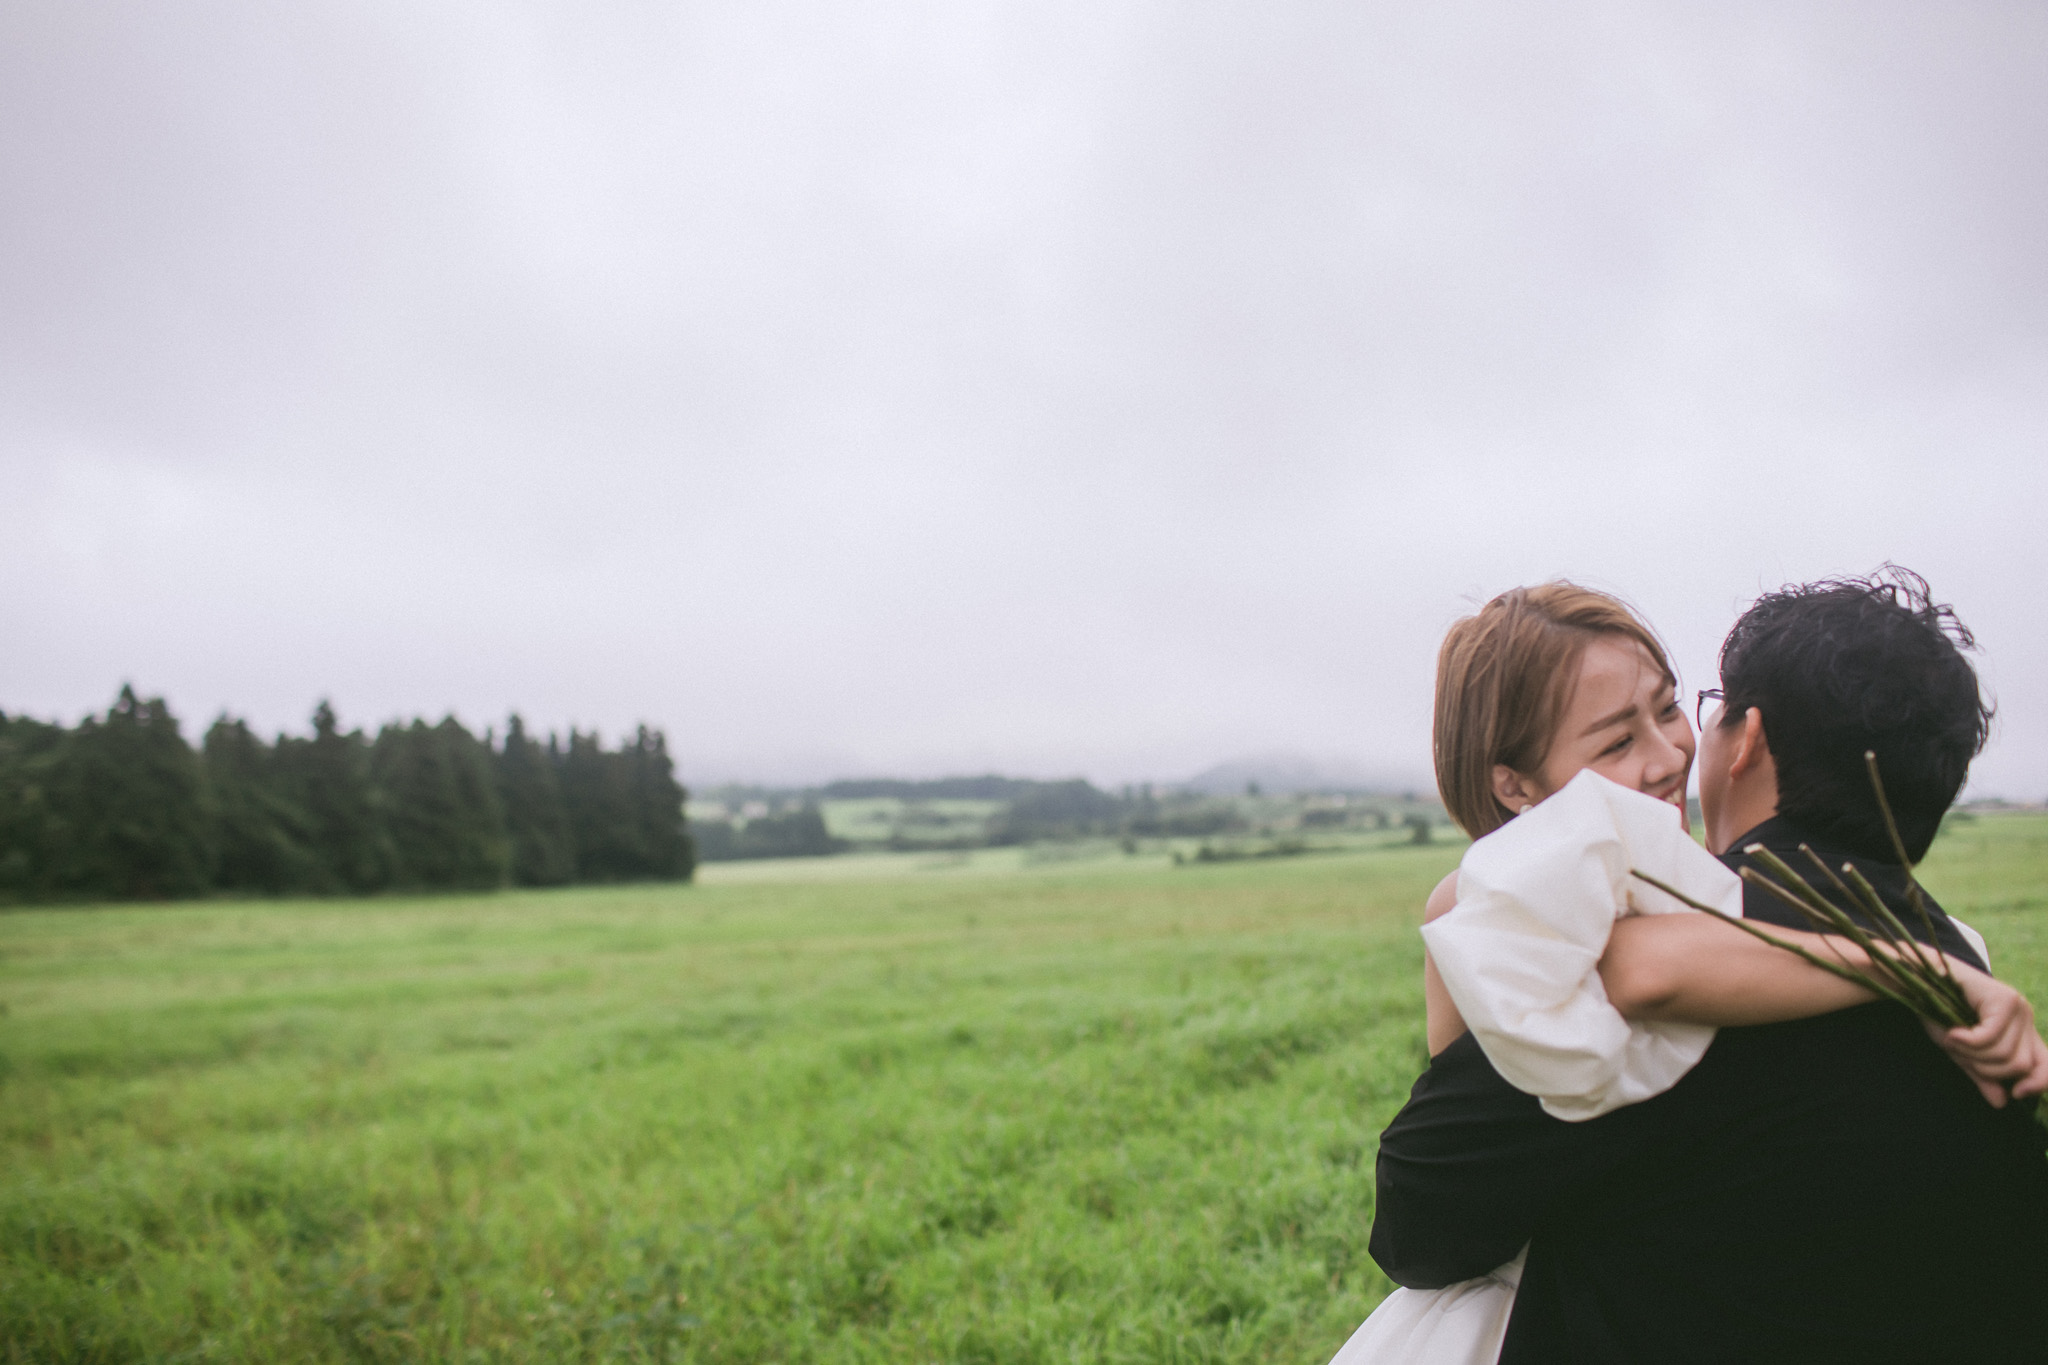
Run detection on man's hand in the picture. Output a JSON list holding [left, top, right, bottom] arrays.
[[1929, 960, 2048, 1108]]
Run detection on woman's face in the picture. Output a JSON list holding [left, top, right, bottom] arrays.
[[1497, 635, 1695, 823]]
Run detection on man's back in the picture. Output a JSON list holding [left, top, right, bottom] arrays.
[[1503, 1003, 2047, 1360], [1372, 819, 2048, 1363]]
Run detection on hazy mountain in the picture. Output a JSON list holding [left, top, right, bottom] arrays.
[[1179, 754, 1429, 797]]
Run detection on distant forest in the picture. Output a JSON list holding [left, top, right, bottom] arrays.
[[0, 688, 693, 903]]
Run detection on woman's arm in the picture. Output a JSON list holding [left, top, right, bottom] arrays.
[[1598, 914, 1874, 1025], [1600, 914, 2048, 1104], [1423, 871, 1466, 1055]]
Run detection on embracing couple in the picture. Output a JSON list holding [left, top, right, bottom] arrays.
[[1335, 569, 2048, 1364]]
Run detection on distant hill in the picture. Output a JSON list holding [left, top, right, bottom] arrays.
[[1179, 754, 1427, 797], [818, 775, 1047, 801]]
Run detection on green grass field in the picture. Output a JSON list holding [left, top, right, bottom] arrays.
[[3, 817, 2045, 1364]]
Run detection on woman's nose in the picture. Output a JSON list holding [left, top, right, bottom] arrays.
[[1643, 727, 1688, 781]]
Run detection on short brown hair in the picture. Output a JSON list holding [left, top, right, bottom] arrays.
[[1433, 582, 1675, 838]]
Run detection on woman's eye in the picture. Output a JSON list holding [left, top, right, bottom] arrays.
[[1602, 735, 1632, 757]]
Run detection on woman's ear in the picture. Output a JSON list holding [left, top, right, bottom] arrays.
[[1490, 764, 1539, 816]]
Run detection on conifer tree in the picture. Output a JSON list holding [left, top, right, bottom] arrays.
[[202, 717, 320, 894], [0, 712, 66, 900], [556, 727, 694, 882], [42, 687, 212, 899], [496, 716, 575, 886], [624, 725, 694, 880], [1, 692, 700, 901], [373, 717, 510, 890], [558, 729, 638, 881], [275, 701, 392, 894]]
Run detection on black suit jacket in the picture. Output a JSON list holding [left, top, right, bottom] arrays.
[[1369, 818, 2048, 1363]]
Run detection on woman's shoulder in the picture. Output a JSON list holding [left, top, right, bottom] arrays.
[[1425, 869, 1460, 922]]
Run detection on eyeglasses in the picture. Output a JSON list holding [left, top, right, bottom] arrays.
[[1695, 688, 1724, 730]]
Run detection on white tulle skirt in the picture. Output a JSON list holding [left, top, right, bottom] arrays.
[[1327, 1250, 1523, 1365]]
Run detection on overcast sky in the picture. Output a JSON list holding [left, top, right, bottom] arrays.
[[3, 1, 2044, 796]]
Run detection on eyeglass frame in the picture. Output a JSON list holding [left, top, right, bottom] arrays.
[[1694, 688, 1725, 730]]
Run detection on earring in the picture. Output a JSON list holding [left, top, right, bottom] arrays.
[[1517, 803, 1532, 815]]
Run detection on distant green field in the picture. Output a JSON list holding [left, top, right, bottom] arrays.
[[2, 816, 2043, 1363], [816, 798, 1005, 846]]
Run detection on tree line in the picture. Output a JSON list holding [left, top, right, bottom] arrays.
[[0, 687, 693, 902], [693, 806, 841, 861]]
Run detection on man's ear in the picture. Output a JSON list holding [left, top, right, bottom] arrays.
[[1729, 707, 1770, 778], [1490, 764, 1538, 815]]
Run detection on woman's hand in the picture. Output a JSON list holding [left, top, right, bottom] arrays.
[[1928, 959, 2048, 1108]]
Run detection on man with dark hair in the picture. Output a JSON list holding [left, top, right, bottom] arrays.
[[1368, 569, 2048, 1363], [1705, 566, 1992, 862]]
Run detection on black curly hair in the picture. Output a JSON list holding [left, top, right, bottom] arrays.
[[1714, 566, 1991, 862]]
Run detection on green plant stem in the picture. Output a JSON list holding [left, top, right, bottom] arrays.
[[1839, 862, 1964, 1009], [1732, 849, 1971, 1025], [1865, 750, 1963, 983], [1731, 862, 1951, 1019], [1793, 845, 1945, 988], [1736, 869, 1959, 1021]]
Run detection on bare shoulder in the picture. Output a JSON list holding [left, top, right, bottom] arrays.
[[1424, 869, 1460, 922]]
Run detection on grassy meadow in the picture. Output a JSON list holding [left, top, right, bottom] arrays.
[[3, 816, 2045, 1364]]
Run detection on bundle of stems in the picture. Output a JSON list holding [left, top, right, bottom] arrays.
[[1631, 752, 1975, 1029]]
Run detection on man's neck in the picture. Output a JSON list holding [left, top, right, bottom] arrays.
[[1706, 785, 1777, 855]]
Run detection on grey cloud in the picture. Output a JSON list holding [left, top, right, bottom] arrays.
[[2, 1, 2044, 794]]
